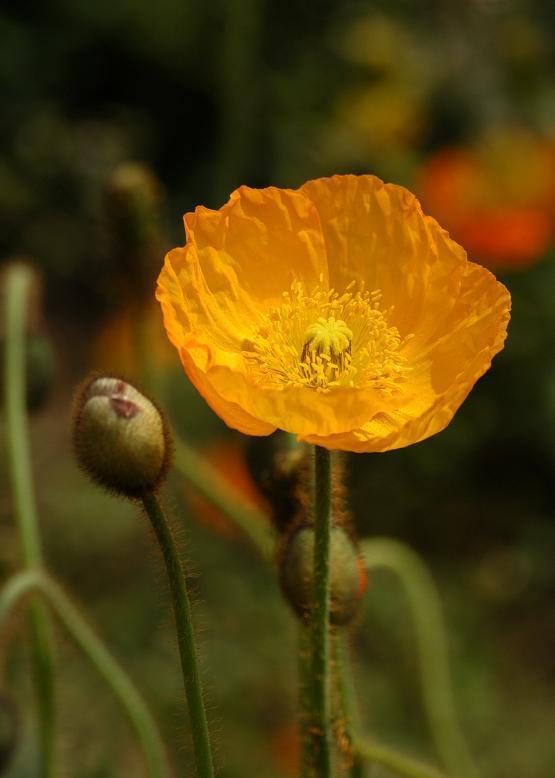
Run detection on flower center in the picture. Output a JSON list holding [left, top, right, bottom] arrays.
[[301, 316, 353, 373], [243, 281, 412, 393]]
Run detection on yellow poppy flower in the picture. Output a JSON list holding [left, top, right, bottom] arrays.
[[156, 175, 510, 453]]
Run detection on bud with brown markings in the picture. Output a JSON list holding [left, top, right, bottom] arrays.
[[72, 374, 171, 498]]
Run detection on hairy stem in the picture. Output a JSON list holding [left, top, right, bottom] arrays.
[[141, 492, 214, 778], [2, 263, 56, 777], [0, 569, 171, 778], [309, 445, 332, 777], [334, 635, 366, 778], [361, 538, 479, 778]]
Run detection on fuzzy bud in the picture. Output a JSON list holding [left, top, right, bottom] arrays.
[[73, 375, 171, 497], [280, 525, 367, 626], [245, 433, 308, 533], [104, 162, 165, 299]]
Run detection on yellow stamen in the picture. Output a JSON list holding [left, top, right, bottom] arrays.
[[243, 281, 411, 393]]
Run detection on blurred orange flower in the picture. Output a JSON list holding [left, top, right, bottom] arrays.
[[157, 175, 510, 453], [185, 441, 269, 538], [91, 301, 174, 378], [417, 129, 555, 270]]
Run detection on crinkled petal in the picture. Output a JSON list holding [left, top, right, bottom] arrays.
[[185, 185, 328, 307], [301, 260, 511, 452], [157, 243, 257, 355], [173, 334, 397, 438], [158, 186, 391, 437], [300, 174, 470, 341], [158, 185, 328, 357], [158, 174, 511, 451], [178, 343, 275, 436]]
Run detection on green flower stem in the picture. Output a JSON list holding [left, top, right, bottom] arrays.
[[173, 437, 274, 560], [334, 635, 366, 778], [335, 635, 448, 778], [2, 263, 56, 777], [309, 445, 332, 777], [361, 539, 479, 778], [355, 739, 448, 778], [0, 569, 171, 778], [141, 492, 214, 778]]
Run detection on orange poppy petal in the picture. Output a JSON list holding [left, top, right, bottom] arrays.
[[158, 174, 511, 452], [302, 262, 510, 452], [185, 185, 328, 306], [300, 174, 470, 338]]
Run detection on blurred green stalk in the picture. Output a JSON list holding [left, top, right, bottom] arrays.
[[173, 437, 275, 560], [298, 625, 313, 778], [355, 739, 447, 778], [0, 569, 172, 778], [141, 492, 214, 778], [216, 0, 262, 197], [336, 633, 448, 778], [361, 538, 479, 778], [309, 445, 332, 777], [2, 264, 56, 778]]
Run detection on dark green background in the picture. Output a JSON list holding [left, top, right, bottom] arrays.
[[1, 1, 554, 776]]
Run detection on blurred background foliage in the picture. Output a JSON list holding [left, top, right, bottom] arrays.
[[1, 0, 555, 776]]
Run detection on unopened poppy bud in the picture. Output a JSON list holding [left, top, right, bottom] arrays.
[[105, 161, 165, 298], [73, 375, 171, 497], [245, 433, 308, 533], [280, 525, 367, 626]]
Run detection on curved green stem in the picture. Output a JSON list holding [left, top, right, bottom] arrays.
[[309, 446, 332, 777], [141, 492, 214, 778], [336, 635, 446, 778], [2, 263, 56, 777], [0, 569, 171, 778], [355, 739, 447, 778], [361, 539, 479, 778], [334, 635, 366, 778], [173, 437, 274, 560]]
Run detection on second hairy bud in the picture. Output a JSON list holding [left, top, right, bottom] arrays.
[[280, 524, 367, 626]]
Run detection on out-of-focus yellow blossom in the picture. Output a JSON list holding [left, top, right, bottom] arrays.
[[336, 81, 425, 152], [91, 301, 174, 376], [340, 14, 417, 73], [157, 175, 510, 453], [332, 13, 430, 155]]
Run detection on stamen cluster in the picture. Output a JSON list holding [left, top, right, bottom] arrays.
[[243, 280, 411, 393]]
